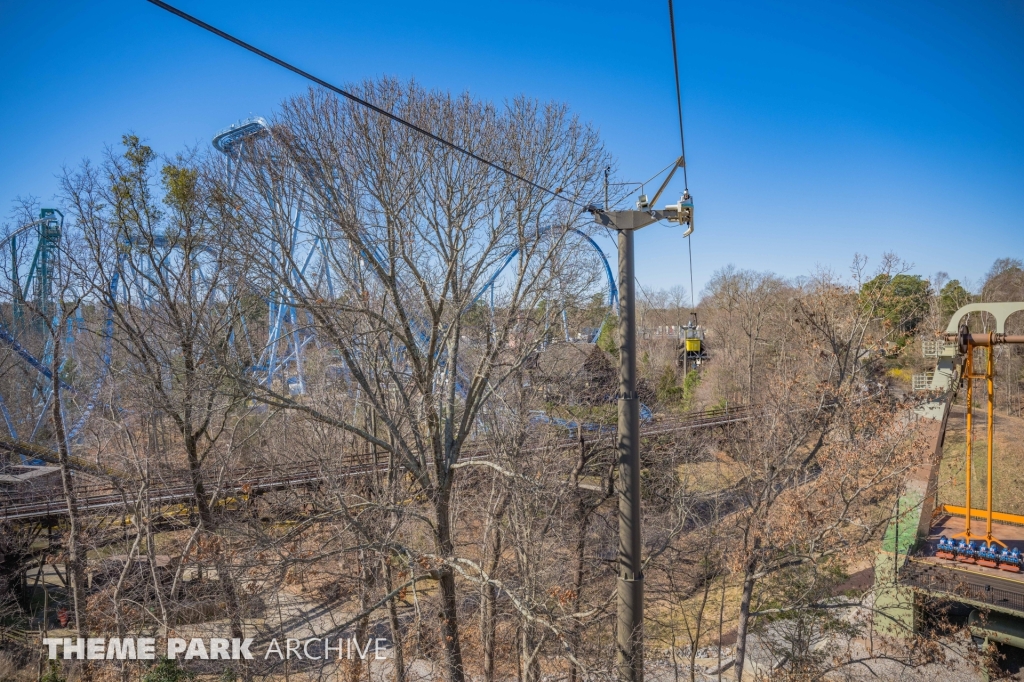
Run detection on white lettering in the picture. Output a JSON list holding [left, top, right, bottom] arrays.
[[285, 639, 301, 659], [87, 638, 105, 660], [184, 638, 208, 660], [324, 637, 343, 660], [138, 638, 156, 660], [106, 638, 136, 660], [44, 636, 254, 662], [63, 638, 85, 660], [375, 638, 388, 660], [302, 639, 320, 660], [43, 638, 60, 660], [209, 638, 230, 660], [167, 638, 187, 659], [353, 638, 370, 660], [264, 639, 282, 660]]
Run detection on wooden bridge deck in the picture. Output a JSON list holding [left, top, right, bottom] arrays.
[[1, 405, 758, 522]]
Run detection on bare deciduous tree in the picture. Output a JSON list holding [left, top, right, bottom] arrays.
[[221, 80, 610, 681]]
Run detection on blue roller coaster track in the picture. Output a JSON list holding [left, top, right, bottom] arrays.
[[0, 210, 117, 460], [0, 123, 630, 460], [213, 116, 620, 396], [212, 115, 630, 436]]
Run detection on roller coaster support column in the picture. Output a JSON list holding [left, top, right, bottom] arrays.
[[949, 331, 1024, 545], [955, 343, 975, 541], [986, 339, 1000, 545], [589, 197, 689, 682]]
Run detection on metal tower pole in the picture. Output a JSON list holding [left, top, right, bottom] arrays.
[[616, 226, 643, 681], [589, 192, 691, 682]]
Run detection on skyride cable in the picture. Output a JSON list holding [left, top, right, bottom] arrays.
[[145, 0, 582, 209], [667, 0, 696, 310], [149, 0, 699, 310], [667, 0, 688, 192]]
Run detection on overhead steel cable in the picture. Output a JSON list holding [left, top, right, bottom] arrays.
[[687, 236, 695, 309], [667, 0, 696, 310], [145, 0, 581, 208], [667, 0, 689, 191]]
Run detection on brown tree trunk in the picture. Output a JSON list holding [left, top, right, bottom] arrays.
[[383, 559, 406, 682], [434, 490, 465, 682], [437, 566, 465, 682], [519, 624, 541, 682], [568, 509, 589, 682], [383, 443, 407, 682], [733, 559, 757, 682], [481, 493, 506, 682], [183, 430, 244, 640], [350, 549, 371, 682], [482, 580, 499, 682], [183, 429, 246, 682], [51, 329, 91, 682], [688, 575, 712, 682]]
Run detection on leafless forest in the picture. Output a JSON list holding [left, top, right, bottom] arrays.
[[2, 80, 1023, 682]]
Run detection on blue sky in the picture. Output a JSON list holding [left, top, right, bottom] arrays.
[[1, 0, 1021, 296]]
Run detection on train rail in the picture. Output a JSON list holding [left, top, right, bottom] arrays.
[[2, 404, 758, 522]]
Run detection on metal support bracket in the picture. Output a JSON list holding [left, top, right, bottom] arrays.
[[589, 208, 680, 232]]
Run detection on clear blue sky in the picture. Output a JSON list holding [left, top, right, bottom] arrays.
[[2, 0, 1021, 296]]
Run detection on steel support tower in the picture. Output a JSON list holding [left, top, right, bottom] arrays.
[[590, 187, 692, 681]]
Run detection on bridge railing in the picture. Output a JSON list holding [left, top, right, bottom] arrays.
[[3, 404, 764, 521], [912, 372, 936, 391], [902, 558, 1024, 615]]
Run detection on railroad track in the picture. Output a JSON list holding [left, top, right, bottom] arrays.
[[2, 404, 757, 522]]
